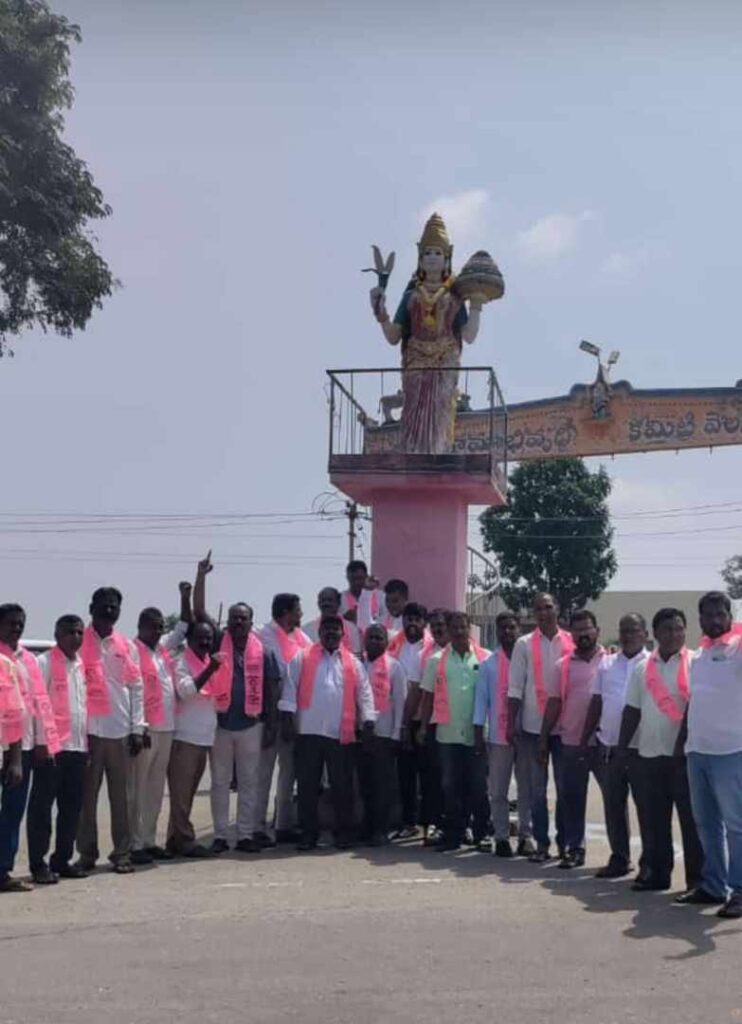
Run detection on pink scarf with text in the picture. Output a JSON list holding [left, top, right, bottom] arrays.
[[0, 642, 62, 755], [367, 653, 392, 713], [495, 648, 511, 743], [433, 644, 487, 726], [80, 626, 140, 718], [134, 639, 173, 728], [0, 656, 24, 746], [210, 631, 265, 716]]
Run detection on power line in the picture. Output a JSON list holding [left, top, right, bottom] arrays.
[[478, 522, 742, 540], [470, 501, 742, 524]]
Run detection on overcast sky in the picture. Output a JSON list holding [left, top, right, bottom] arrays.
[[2, 0, 741, 635]]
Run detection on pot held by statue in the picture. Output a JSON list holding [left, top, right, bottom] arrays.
[[453, 250, 505, 304]]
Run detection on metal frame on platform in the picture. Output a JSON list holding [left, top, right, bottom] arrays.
[[326, 366, 508, 487]]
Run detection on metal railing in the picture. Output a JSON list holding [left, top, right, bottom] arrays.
[[466, 545, 502, 649], [326, 365, 507, 481]]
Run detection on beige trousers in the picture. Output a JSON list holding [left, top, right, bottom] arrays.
[[128, 731, 173, 851]]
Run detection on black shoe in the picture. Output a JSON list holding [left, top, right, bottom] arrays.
[[572, 848, 585, 867], [718, 894, 742, 919], [147, 845, 174, 861], [31, 865, 59, 885], [183, 844, 211, 859], [275, 828, 302, 844], [632, 878, 670, 892], [130, 849, 154, 866], [558, 851, 577, 870], [55, 862, 88, 879], [235, 837, 261, 854], [253, 831, 276, 849], [674, 886, 726, 906], [494, 840, 513, 858], [529, 847, 552, 864], [595, 861, 631, 879], [296, 834, 318, 852], [434, 837, 461, 852], [369, 832, 390, 847], [209, 839, 230, 855], [74, 857, 96, 873], [390, 825, 418, 840], [516, 838, 536, 857]]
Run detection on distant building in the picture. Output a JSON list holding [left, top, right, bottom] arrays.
[[586, 591, 705, 647], [469, 590, 736, 649]]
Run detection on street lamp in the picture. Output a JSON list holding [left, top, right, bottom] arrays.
[[579, 339, 621, 374]]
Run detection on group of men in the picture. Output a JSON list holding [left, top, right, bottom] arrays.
[[1, 554, 741, 920]]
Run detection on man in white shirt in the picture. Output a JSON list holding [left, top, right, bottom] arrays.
[[281, 615, 376, 851], [0, 605, 36, 894], [677, 592, 742, 917], [378, 579, 409, 637], [358, 623, 407, 845], [305, 587, 362, 654], [340, 560, 385, 633], [508, 593, 572, 863], [129, 583, 192, 865], [617, 607, 703, 893], [390, 601, 426, 839], [76, 587, 145, 875], [579, 613, 649, 879], [256, 593, 310, 845], [27, 615, 88, 883], [167, 621, 224, 857]]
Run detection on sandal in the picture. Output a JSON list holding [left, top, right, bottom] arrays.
[[112, 860, 135, 874], [0, 876, 34, 893]]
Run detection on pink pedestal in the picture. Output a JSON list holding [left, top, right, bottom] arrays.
[[330, 462, 507, 613]]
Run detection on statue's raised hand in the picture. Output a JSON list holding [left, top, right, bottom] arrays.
[[369, 286, 388, 323]]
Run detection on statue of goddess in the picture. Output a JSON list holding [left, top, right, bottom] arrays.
[[369, 213, 485, 454]]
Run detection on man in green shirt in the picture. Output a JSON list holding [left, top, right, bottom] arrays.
[[419, 611, 489, 851]]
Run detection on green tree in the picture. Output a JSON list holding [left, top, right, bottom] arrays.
[[0, 0, 114, 354], [721, 555, 742, 600], [480, 458, 617, 618]]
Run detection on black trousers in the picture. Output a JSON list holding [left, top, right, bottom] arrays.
[[397, 723, 443, 828], [633, 754, 703, 889], [438, 742, 489, 842], [356, 736, 396, 837], [295, 734, 355, 841], [27, 751, 88, 872], [593, 745, 639, 869]]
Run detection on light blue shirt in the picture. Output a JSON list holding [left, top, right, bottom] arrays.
[[473, 647, 509, 745]]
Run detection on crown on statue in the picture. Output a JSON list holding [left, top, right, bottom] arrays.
[[417, 212, 452, 255]]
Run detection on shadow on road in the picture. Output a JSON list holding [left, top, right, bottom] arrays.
[[346, 841, 742, 959]]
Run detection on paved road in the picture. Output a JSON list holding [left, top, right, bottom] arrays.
[[1, 781, 739, 1024]]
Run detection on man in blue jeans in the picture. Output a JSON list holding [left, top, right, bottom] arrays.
[[676, 591, 742, 918], [539, 610, 603, 869]]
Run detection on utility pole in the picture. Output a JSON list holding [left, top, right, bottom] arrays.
[[346, 501, 359, 562]]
